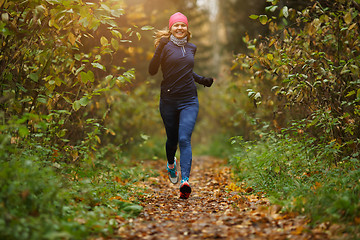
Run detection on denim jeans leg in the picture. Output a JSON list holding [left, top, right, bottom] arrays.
[[178, 98, 199, 180], [160, 99, 179, 165]]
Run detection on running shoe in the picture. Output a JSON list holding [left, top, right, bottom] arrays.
[[179, 177, 191, 199], [167, 157, 179, 184]]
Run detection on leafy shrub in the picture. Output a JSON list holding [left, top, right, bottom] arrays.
[[0, 0, 153, 162], [230, 129, 360, 231], [99, 78, 163, 152], [0, 129, 152, 240], [0, 146, 71, 239], [229, 1, 360, 235], [232, 0, 360, 160]]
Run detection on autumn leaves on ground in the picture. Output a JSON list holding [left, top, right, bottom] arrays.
[[111, 156, 328, 240]]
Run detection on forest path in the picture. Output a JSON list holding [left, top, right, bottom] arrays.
[[114, 156, 328, 240]]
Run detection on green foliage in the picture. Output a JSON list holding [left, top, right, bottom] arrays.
[[193, 133, 235, 158], [0, 147, 72, 240], [98, 78, 162, 151], [230, 2, 360, 233], [230, 129, 360, 231], [0, 0, 153, 162], [0, 118, 154, 239], [0, 141, 152, 240], [57, 159, 152, 238], [232, 0, 360, 161]]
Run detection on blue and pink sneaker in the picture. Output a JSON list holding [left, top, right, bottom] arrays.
[[180, 177, 191, 199]]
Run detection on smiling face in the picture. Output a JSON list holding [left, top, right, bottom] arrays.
[[170, 22, 188, 39]]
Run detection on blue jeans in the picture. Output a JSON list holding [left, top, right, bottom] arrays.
[[159, 96, 199, 180]]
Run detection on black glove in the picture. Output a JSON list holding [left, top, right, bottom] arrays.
[[203, 77, 214, 87]]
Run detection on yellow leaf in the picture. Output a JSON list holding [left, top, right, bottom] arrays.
[[100, 36, 108, 46], [68, 32, 76, 45], [291, 226, 304, 235], [1, 12, 9, 22], [312, 18, 321, 30], [106, 129, 116, 136], [110, 195, 127, 201], [259, 15, 268, 25], [344, 11, 352, 25], [307, 23, 315, 36], [136, 32, 141, 41], [49, 18, 54, 27], [348, 22, 357, 31], [268, 38, 276, 47], [267, 53, 274, 61], [111, 38, 119, 50], [226, 183, 244, 192]]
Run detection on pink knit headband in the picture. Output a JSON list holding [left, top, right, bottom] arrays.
[[169, 12, 188, 29]]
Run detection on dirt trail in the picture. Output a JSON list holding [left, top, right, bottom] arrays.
[[115, 156, 329, 240]]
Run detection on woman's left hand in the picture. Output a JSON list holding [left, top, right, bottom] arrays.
[[203, 77, 214, 87]]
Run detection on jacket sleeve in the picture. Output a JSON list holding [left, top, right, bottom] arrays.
[[193, 72, 214, 87], [148, 44, 166, 75], [193, 72, 205, 84]]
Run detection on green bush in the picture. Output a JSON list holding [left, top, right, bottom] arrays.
[[0, 147, 72, 239], [229, 1, 360, 235], [231, 0, 360, 160], [230, 129, 360, 230], [0, 130, 152, 240]]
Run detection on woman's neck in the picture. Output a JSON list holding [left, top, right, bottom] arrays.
[[170, 34, 187, 47]]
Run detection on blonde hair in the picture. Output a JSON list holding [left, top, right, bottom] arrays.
[[154, 27, 192, 48]]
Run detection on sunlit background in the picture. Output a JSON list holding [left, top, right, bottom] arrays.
[[110, 0, 272, 158], [0, 0, 339, 160]]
